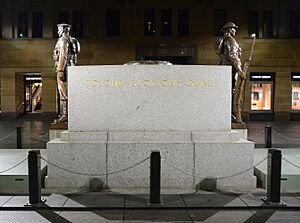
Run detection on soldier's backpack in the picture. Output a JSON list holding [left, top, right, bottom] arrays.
[[215, 36, 224, 55], [68, 37, 81, 55]]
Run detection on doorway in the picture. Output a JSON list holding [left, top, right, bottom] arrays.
[[24, 75, 42, 113]]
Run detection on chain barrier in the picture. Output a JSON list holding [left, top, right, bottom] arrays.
[[162, 158, 195, 177], [282, 156, 300, 169], [217, 156, 268, 180], [0, 131, 15, 142], [162, 156, 268, 180], [41, 156, 150, 177], [0, 157, 28, 174], [272, 130, 300, 141]]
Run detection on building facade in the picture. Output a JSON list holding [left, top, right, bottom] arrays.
[[1, 0, 300, 121]]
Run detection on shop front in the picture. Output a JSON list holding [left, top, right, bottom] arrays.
[[249, 73, 275, 121], [291, 73, 300, 121]]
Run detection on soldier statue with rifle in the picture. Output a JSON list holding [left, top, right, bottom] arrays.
[[215, 22, 255, 123]]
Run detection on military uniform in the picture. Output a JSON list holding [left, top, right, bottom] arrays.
[[215, 22, 246, 122], [53, 24, 79, 123]]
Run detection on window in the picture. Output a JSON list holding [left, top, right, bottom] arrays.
[[262, 11, 273, 38], [178, 9, 189, 36], [248, 11, 259, 37], [250, 73, 274, 111], [213, 9, 226, 36], [144, 9, 156, 36], [105, 9, 120, 36], [251, 84, 272, 110], [53, 11, 70, 37], [291, 73, 300, 110], [72, 11, 83, 38], [289, 11, 300, 38], [161, 9, 172, 36], [292, 83, 300, 110], [32, 11, 43, 38], [0, 12, 2, 38], [58, 11, 69, 24], [17, 12, 28, 38]]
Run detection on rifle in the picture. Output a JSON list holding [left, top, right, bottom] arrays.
[[234, 34, 256, 123]]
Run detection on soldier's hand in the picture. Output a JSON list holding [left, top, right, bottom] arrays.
[[239, 71, 247, 80], [241, 73, 247, 80], [58, 72, 66, 82]]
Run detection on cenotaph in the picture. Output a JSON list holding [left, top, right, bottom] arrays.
[[46, 65, 256, 190]]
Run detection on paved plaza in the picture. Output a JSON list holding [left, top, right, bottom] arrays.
[[1, 114, 300, 222]]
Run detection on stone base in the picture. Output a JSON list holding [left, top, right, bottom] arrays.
[[231, 122, 248, 139], [49, 123, 68, 141], [46, 131, 256, 191]]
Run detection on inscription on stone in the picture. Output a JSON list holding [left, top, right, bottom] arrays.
[[84, 79, 215, 88]]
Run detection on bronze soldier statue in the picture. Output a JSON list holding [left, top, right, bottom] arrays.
[[215, 22, 247, 123], [53, 23, 80, 123]]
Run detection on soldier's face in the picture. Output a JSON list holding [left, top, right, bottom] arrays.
[[58, 27, 64, 37], [229, 28, 236, 36]]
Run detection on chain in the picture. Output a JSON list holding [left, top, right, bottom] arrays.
[[41, 156, 150, 177], [282, 157, 300, 169], [272, 130, 300, 141], [0, 131, 15, 141], [162, 156, 268, 180], [106, 157, 150, 175], [217, 156, 268, 180], [162, 158, 196, 177], [0, 157, 28, 174]]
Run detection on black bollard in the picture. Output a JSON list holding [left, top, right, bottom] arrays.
[[265, 125, 272, 148], [265, 149, 282, 204], [149, 151, 161, 205], [17, 127, 23, 149], [27, 150, 42, 206]]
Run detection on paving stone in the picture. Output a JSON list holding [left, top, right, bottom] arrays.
[[124, 210, 192, 221], [66, 193, 125, 207], [58, 211, 123, 223], [45, 194, 68, 207], [196, 211, 253, 223], [182, 193, 236, 207], [0, 211, 51, 223], [2, 196, 30, 207], [0, 196, 13, 206], [266, 211, 300, 223]]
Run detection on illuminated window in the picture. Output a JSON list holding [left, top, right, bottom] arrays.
[[161, 9, 172, 36], [251, 84, 272, 110], [17, 12, 28, 38], [292, 83, 300, 110], [144, 9, 156, 36]]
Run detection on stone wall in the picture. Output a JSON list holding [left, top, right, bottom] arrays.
[[0, 0, 300, 120]]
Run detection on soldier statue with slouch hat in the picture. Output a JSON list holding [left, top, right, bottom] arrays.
[[53, 23, 80, 123], [215, 22, 248, 123]]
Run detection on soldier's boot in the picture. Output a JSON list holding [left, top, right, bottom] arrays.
[[59, 101, 68, 123]]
